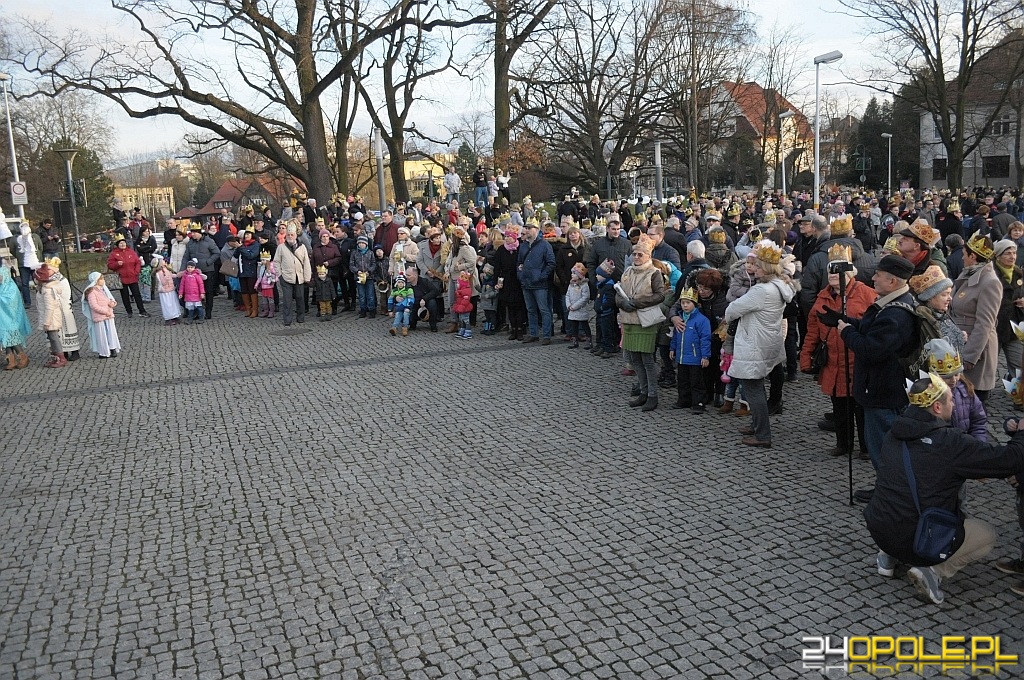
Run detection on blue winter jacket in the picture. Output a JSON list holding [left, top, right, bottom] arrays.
[[517, 237, 555, 290], [669, 309, 711, 366]]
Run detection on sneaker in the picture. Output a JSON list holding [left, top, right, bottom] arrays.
[[1011, 581, 1024, 597], [690, 405, 706, 414], [540, 337, 551, 346], [908, 566, 944, 604], [876, 551, 896, 578], [994, 557, 1024, 575]]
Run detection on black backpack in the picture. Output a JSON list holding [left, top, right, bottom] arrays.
[[886, 301, 941, 379]]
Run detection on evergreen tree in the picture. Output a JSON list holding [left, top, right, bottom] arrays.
[[453, 142, 478, 189], [846, 97, 892, 188]]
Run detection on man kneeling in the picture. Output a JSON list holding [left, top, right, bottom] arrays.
[[865, 373, 1024, 604]]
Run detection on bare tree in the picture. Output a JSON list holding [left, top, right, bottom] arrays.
[[839, 0, 1024, 189], [6, 0, 490, 202], [448, 111, 494, 164]]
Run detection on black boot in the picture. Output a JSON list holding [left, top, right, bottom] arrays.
[[641, 395, 659, 412], [713, 394, 724, 408], [628, 394, 647, 407]]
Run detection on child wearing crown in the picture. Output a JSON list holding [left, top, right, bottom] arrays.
[[669, 287, 711, 412], [153, 255, 182, 326], [564, 263, 593, 349], [255, 249, 279, 318], [314, 264, 337, 321], [451, 270, 474, 338]]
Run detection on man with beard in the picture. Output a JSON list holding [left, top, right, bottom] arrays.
[[585, 214, 631, 290]]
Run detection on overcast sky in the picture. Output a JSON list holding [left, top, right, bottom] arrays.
[[8, 0, 866, 163]]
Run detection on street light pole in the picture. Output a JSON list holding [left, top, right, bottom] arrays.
[[0, 73, 25, 221], [778, 110, 795, 200], [55, 149, 81, 253], [372, 126, 386, 212], [881, 133, 893, 195], [813, 50, 843, 212]]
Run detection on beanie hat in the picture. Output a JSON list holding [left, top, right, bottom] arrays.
[[357, 234, 370, 247], [993, 239, 1017, 259]]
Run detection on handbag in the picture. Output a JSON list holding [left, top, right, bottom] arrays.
[[810, 330, 830, 375], [901, 442, 959, 563], [105, 270, 123, 290], [636, 305, 666, 328], [220, 259, 240, 277]]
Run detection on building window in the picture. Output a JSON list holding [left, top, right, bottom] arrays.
[[983, 155, 1010, 178], [988, 114, 1012, 136], [932, 158, 947, 181]]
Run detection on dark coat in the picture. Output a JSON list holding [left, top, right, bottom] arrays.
[[864, 406, 1024, 567], [517, 236, 555, 290], [584, 234, 632, 289], [800, 236, 876, 312], [554, 240, 588, 293], [996, 265, 1024, 345], [492, 245, 526, 307], [312, 242, 344, 277], [946, 246, 964, 280], [840, 289, 918, 410], [184, 235, 221, 273], [237, 240, 261, 278]]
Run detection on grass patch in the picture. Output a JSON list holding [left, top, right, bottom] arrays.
[[62, 252, 109, 284]]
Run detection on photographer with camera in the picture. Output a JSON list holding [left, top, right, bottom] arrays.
[[800, 244, 877, 458]]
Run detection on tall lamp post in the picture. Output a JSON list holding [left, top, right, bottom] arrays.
[[880, 132, 893, 195], [55, 148, 82, 253], [0, 73, 24, 221], [778, 110, 795, 199], [372, 126, 386, 212], [813, 50, 843, 212]]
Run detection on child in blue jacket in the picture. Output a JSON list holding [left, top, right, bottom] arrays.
[[669, 286, 711, 412]]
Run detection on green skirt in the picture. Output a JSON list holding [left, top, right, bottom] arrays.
[[621, 323, 658, 354]]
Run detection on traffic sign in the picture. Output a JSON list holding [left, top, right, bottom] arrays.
[[10, 181, 27, 205]]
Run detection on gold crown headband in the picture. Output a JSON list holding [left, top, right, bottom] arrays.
[[678, 287, 699, 303], [906, 372, 949, 408], [754, 240, 782, 265]]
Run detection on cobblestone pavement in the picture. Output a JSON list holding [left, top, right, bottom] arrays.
[[2, 296, 1023, 679]]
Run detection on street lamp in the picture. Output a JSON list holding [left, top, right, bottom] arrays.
[[813, 50, 843, 212], [778, 110, 795, 199], [881, 132, 893, 195], [0, 73, 24, 221], [54, 148, 82, 253]]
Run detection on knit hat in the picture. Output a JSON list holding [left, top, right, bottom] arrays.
[[705, 211, 722, 222], [394, 274, 407, 288], [966, 233, 994, 261], [356, 234, 370, 247], [572, 262, 587, 278], [908, 265, 952, 301], [993, 239, 1017, 259], [899, 220, 940, 248], [924, 338, 963, 377], [397, 226, 410, 236], [187, 258, 198, 267], [830, 215, 853, 237], [876, 254, 914, 280]]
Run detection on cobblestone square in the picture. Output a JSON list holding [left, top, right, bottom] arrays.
[[2, 298, 1023, 678]]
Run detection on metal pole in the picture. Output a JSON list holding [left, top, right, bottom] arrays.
[[888, 137, 892, 192], [654, 141, 663, 203], [62, 158, 81, 253], [814, 63, 821, 212], [0, 75, 25, 220], [606, 169, 612, 201], [373, 126, 386, 212]]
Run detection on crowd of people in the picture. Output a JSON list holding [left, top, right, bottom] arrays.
[[4, 183, 1024, 605]]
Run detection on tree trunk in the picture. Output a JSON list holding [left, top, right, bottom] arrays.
[[335, 128, 351, 195], [387, 143, 409, 203], [493, 3, 510, 162], [301, 100, 335, 201]]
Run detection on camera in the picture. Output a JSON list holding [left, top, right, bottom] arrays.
[[827, 261, 855, 275]]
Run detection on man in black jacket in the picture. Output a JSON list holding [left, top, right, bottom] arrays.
[[406, 268, 441, 332], [865, 373, 1024, 604], [184, 225, 222, 319]]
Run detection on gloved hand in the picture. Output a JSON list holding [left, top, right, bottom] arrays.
[[817, 308, 844, 328], [619, 298, 636, 313]]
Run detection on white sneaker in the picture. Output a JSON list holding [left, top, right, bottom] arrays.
[[908, 566, 945, 604], [876, 551, 896, 578]]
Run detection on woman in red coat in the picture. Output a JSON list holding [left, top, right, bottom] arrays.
[[107, 235, 149, 317], [801, 244, 876, 457]]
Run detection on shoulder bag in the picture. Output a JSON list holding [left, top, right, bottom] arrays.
[[220, 258, 240, 277]]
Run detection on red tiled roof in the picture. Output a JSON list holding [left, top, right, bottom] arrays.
[[721, 81, 813, 140]]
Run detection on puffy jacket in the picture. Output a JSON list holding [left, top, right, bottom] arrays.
[[107, 247, 142, 284], [725, 278, 796, 379], [452, 278, 473, 314], [237, 240, 261, 278], [517, 237, 555, 290], [584, 234, 632, 289], [349, 247, 378, 280], [312, 242, 344, 276], [177, 270, 207, 303], [864, 406, 1024, 567], [800, 280, 877, 398], [670, 309, 711, 366], [951, 380, 987, 441], [184, 235, 221, 272], [274, 240, 312, 285], [839, 288, 918, 409], [564, 280, 592, 321]]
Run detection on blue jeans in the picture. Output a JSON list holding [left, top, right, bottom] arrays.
[[447, 192, 460, 205], [356, 282, 376, 311], [522, 287, 553, 338], [863, 407, 899, 471], [392, 309, 410, 328], [18, 266, 32, 306], [474, 186, 487, 207]]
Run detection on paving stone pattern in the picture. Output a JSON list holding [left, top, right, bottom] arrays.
[[2, 297, 1023, 679]]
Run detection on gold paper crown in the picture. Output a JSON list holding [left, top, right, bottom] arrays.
[[594, 217, 607, 228], [316, 264, 327, 275], [828, 244, 852, 263], [705, 210, 722, 221], [967, 233, 994, 261], [753, 240, 782, 265], [499, 212, 511, 222], [830, 215, 853, 236], [1003, 370, 1024, 407], [315, 216, 325, 224], [727, 203, 742, 216], [178, 218, 191, 229], [882, 235, 902, 254], [44, 256, 61, 269], [678, 287, 699, 303], [707, 227, 726, 244], [907, 372, 950, 408], [947, 200, 960, 213], [525, 217, 540, 228], [112, 234, 126, 243], [260, 249, 271, 259], [928, 349, 962, 376]]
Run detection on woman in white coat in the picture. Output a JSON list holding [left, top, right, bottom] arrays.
[[724, 240, 797, 447]]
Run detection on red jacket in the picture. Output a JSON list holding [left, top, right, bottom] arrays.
[[452, 278, 473, 314], [800, 279, 877, 398], [107, 246, 142, 284]]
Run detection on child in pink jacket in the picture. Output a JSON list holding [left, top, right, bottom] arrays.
[[176, 258, 208, 324]]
